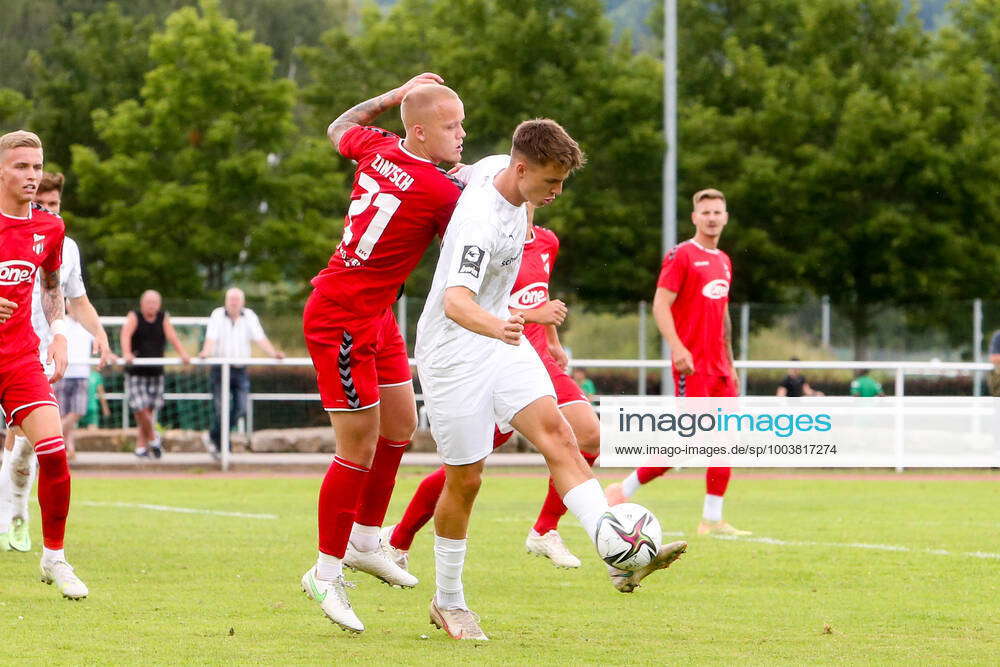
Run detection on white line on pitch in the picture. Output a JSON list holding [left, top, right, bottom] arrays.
[[711, 534, 1000, 560], [80, 500, 277, 520]]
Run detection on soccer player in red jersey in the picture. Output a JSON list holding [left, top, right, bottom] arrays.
[[300, 74, 466, 633], [606, 188, 752, 536], [0, 130, 87, 598], [381, 206, 602, 570]]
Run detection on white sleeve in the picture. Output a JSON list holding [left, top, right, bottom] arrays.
[[453, 154, 510, 186], [246, 309, 266, 342], [444, 216, 494, 295], [62, 238, 86, 299], [205, 309, 223, 340]]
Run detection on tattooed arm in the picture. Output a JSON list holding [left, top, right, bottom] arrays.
[[327, 72, 444, 151], [40, 267, 68, 383]]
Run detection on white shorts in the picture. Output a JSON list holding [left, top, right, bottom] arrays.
[[418, 341, 555, 465]]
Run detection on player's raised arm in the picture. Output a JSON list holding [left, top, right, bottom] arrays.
[[444, 286, 523, 345], [327, 72, 444, 151]]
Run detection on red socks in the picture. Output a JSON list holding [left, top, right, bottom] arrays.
[[706, 466, 731, 496], [318, 456, 369, 558], [637, 465, 671, 485], [390, 466, 445, 551], [355, 437, 409, 527], [34, 436, 70, 550], [532, 451, 598, 535]]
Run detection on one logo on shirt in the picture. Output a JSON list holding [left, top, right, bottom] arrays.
[[459, 245, 485, 278], [0, 260, 36, 285], [509, 282, 549, 309], [701, 279, 730, 299]]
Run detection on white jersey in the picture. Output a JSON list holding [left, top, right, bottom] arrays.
[[415, 155, 528, 371], [31, 236, 86, 352], [64, 317, 94, 379]]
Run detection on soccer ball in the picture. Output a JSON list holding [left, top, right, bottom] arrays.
[[594, 503, 662, 570]]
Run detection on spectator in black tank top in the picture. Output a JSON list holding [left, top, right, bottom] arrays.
[[776, 357, 824, 397], [119, 290, 191, 458]]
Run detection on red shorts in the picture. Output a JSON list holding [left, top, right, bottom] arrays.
[[0, 353, 58, 426], [674, 371, 738, 398], [303, 290, 411, 411], [539, 351, 588, 407]]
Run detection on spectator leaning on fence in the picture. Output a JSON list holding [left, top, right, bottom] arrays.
[[776, 357, 824, 397], [197, 288, 284, 458], [120, 290, 191, 459]]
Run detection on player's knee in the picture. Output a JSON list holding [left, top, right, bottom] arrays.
[[446, 470, 482, 501], [381, 411, 417, 442]]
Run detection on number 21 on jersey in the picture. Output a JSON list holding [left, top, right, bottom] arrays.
[[342, 173, 401, 260]]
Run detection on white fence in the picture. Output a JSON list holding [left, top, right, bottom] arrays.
[[92, 357, 996, 471]]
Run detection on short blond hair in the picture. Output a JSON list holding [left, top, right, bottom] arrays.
[[0, 130, 42, 155], [692, 188, 725, 207]]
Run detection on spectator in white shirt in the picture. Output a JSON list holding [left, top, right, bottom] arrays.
[[198, 288, 283, 457]]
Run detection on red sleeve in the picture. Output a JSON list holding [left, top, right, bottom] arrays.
[[337, 125, 395, 161], [656, 245, 687, 292], [547, 228, 560, 274], [42, 222, 65, 273]]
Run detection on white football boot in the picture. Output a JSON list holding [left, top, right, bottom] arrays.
[[344, 540, 418, 588], [301, 566, 364, 633], [40, 557, 89, 600], [378, 524, 410, 572], [608, 540, 687, 593], [525, 529, 581, 568]]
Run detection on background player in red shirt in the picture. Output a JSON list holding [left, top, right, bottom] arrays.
[[300, 74, 466, 634], [606, 188, 751, 537], [0, 130, 87, 598], [380, 207, 603, 571]]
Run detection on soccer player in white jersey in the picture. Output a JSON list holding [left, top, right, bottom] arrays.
[[415, 120, 687, 640], [0, 171, 115, 555]]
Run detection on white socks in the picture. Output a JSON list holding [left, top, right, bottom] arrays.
[[434, 534, 468, 610], [621, 471, 641, 499], [316, 551, 343, 580], [703, 494, 724, 522], [43, 547, 65, 563], [9, 435, 36, 521], [562, 478, 609, 542], [349, 523, 380, 552]]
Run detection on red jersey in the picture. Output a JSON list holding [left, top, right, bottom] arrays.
[[508, 225, 560, 354], [0, 203, 65, 361], [657, 239, 732, 376], [311, 126, 463, 317]]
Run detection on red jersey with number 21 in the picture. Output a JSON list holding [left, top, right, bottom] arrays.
[[0, 203, 65, 362], [657, 239, 732, 376], [311, 126, 462, 317]]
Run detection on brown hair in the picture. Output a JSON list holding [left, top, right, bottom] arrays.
[[0, 130, 42, 155], [692, 188, 725, 207], [511, 119, 586, 172], [37, 171, 64, 195]]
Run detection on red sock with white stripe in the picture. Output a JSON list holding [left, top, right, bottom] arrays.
[[317, 456, 369, 577], [703, 467, 732, 521], [34, 436, 70, 550], [532, 452, 598, 534], [352, 437, 408, 551], [390, 465, 445, 551]]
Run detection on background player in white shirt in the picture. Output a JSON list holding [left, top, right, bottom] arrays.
[[415, 120, 686, 640], [0, 171, 115, 554]]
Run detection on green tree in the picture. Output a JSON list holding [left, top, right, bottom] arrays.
[[300, 0, 665, 307], [0, 88, 32, 129], [71, 0, 297, 298]]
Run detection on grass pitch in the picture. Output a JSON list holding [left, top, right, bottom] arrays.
[[2, 469, 998, 664]]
